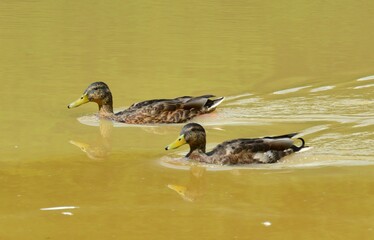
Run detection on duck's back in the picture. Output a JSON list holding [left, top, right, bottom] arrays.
[[206, 134, 301, 164], [115, 95, 224, 124]]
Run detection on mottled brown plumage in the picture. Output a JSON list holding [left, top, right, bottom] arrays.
[[68, 82, 224, 124], [165, 123, 306, 165]]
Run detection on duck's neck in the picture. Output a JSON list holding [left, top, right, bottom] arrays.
[[97, 93, 114, 117], [186, 140, 206, 158], [98, 104, 114, 116], [186, 149, 204, 158]]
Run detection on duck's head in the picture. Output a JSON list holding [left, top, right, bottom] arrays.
[[165, 123, 207, 156], [67, 82, 113, 113]]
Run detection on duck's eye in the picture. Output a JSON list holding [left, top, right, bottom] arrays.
[[81, 97, 83, 99], [178, 138, 181, 141]]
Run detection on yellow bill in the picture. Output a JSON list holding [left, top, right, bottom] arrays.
[[67, 94, 89, 109], [165, 134, 187, 150]]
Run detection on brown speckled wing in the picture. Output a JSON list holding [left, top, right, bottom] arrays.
[[116, 96, 217, 124], [208, 137, 296, 164], [114, 95, 222, 124], [118, 104, 197, 124]]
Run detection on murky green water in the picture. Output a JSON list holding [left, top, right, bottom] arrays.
[[0, 1, 373, 239]]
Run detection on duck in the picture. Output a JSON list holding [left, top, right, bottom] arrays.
[[165, 123, 306, 165], [67, 82, 224, 124]]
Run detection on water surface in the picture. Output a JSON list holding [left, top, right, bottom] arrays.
[[0, 1, 373, 239]]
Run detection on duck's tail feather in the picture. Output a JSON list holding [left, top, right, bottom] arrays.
[[291, 138, 306, 152], [206, 97, 225, 111], [258, 137, 306, 164], [181, 95, 224, 111], [265, 133, 299, 139]]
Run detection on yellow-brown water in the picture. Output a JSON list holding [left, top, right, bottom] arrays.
[[1, 1, 373, 239]]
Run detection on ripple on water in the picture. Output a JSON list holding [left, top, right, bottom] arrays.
[[159, 151, 374, 171], [273, 85, 312, 95], [357, 75, 374, 81], [310, 86, 335, 93], [224, 93, 253, 101], [353, 83, 374, 89], [40, 206, 79, 211], [353, 119, 374, 128], [77, 115, 164, 128], [224, 97, 262, 106]]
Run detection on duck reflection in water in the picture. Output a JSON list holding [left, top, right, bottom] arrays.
[[168, 165, 206, 202], [70, 119, 113, 160]]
